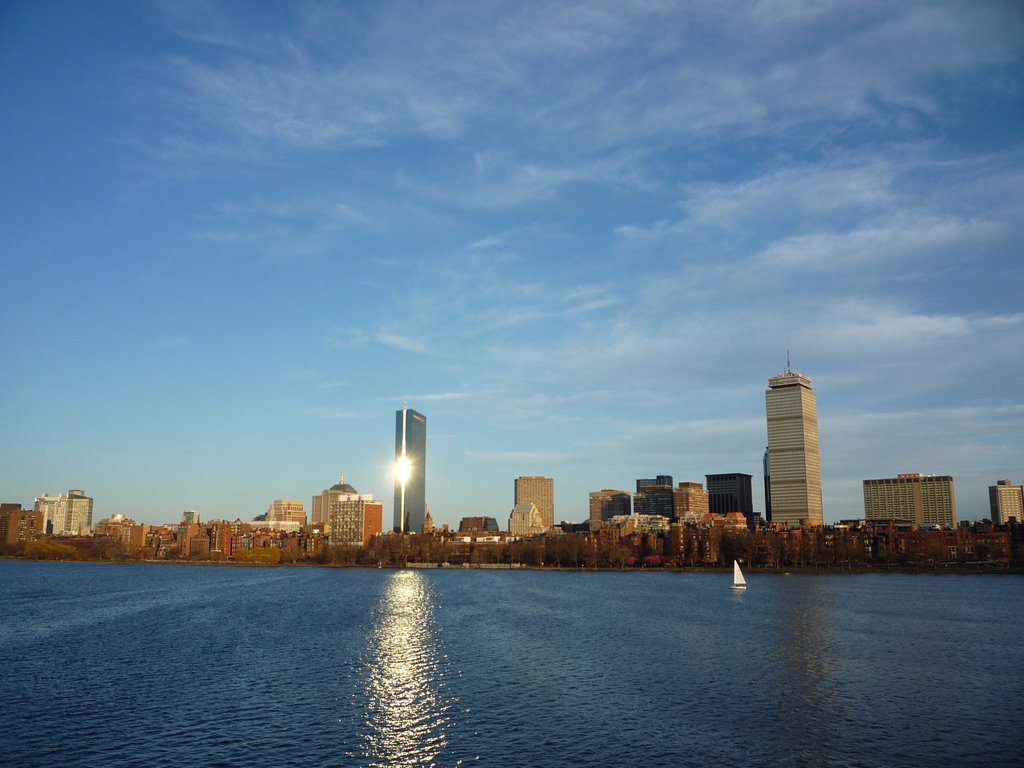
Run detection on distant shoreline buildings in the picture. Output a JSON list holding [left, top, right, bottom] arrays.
[[4, 371, 1020, 565]]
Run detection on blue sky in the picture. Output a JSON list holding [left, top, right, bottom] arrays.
[[2, 1, 1022, 527]]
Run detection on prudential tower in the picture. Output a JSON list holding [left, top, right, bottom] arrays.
[[765, 358, 823, 527]]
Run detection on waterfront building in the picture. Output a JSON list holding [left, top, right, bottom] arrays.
[[607, 513, 671, 534], [705, 473, 754, 528], [514, 476, 554, 529], [394, 406, 427, 533], [34, 489, 93, 535], [1, 506, 44, 545], [765, 362, 823, 526], [989, 480, 1023, 524], [863, 473, 957, 527], [588, 489, 631, 530], [267, 499, 306, 526], [316, 473, 383, 548], [763, 447, 772, 522], [508, 502, 545, 537], [673, 482, 710, 524]]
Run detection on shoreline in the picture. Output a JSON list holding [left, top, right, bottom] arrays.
[[3, 556, 1020, 575]]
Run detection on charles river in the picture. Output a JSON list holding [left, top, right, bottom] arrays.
[[1, 561, 1021, 767]]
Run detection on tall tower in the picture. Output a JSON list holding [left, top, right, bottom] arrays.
[[394, 406, 427, 533], [765, 360, 823, 526], [514, 476, 554, 529]]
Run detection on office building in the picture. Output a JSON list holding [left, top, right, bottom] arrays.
[[514, 476, 554, 529], [765, 363, 823, 526], [267, 499, 306, 526], [316, 472, 383, 548], [989, 480, 1023, 525], [459, 516, 500, 532], [706, 473, 754, 528], [508, 502, 545, 537], [673, 482, 710, 523], [763, 447, 772, 522], [863, 473, 957, 527], [34, 489, 93, 535], [634, 477, 674, 521], [394, 406, 427, 533], [588, 489, 631, 530]]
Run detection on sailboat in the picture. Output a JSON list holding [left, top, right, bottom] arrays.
[[732, 560, 747, 590]]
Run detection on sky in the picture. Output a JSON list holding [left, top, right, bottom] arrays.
[[1, 1, 1022, 528]]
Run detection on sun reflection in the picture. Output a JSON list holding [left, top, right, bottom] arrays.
[[362, 571, 450, 767]]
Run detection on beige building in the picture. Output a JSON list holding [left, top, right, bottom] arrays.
[[34, 489, 93, 535], [515, 476, 554, 529], [267, 499, 306, 525], [673, 482, 710, 524], [765, 367, 823, 526], [989, 480, 1023, 524], [508, 502, 545, 537], [863, 473, 957, 527]]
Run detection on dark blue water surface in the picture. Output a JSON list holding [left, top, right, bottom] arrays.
[[1, 561, 1021, 767]]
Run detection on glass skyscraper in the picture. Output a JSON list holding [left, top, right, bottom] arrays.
[[394, 406, 427, 533]]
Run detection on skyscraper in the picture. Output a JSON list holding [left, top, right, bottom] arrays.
[[765, 362, 823, 526], [394, 406, 427, 533], [514, 476, 554, 529]]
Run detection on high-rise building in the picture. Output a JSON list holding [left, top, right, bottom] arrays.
[[267, 499, 306, 526], [514, 476, 554, 529], [588, 489, 631, 530], [634, 478, 674, 521], [988, 480, 1023, 525], [317, 472, 383, 548], [394, 406, 427, 533], [34, 489, 93, 535], [763, 447, 772, 522], [508, 502, 545, 537], [863, 473, 957, 527], [673, 482, 710, 523], [706, 473, 754, 528], [765, 363, 823, 526]]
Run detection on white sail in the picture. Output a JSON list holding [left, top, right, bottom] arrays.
[[732, 560, 747, 589]]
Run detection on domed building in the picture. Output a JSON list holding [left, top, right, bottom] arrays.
[[312, 472, 383, 549]]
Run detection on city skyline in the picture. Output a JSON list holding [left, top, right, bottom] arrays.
[[2, 3, 1021, 527]]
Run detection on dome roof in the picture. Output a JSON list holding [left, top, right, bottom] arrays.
[[330, 482, 358, 494]]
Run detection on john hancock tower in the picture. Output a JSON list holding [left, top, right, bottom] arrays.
[[394, 406, 426, 533]]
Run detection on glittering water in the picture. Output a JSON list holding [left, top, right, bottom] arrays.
[[1, 561, 1021, 767]]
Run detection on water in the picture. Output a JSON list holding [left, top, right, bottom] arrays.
[[1, 561, 1021, 767]]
